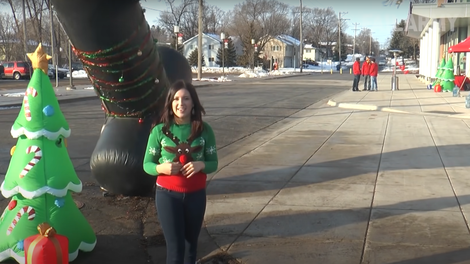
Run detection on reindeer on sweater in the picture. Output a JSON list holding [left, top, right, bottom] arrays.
[[162, 126, 202, 165]]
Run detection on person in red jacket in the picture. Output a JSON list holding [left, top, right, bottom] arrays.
[[352, 57, 361, 91], [369, 57, 378, 91], [362, 56, 371, 90]]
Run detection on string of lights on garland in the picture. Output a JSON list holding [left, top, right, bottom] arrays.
[[73, 20, 167, 123], [73, 20, 144, 58], [75, 31, 151, 69]]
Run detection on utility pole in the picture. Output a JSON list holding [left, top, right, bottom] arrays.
[[22, 0, 30, 78], [338, 12, 348, 67], [197, 0, 203, 80], [352, 22, 360, 55], [369, 30, 375, 55], [49, 0, 58, 88], [299, 0, 303, 73]]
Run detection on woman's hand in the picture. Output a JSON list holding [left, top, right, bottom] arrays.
[[157, 162, 182, 175], [181, 161, 205, 178]]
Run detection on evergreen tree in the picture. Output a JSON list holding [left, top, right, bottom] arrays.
[[216, 38, 237, 67], [0, 44, 96, 263], [388, 19, 419, 59], [188, 48, 205, 67]]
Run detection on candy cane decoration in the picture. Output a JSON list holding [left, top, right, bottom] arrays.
[[19, 146, 42, 179], [6, 206, 35, 235], [23, 87, 38, 121]]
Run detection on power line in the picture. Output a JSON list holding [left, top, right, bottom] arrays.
[[140, 6, 165, 12]]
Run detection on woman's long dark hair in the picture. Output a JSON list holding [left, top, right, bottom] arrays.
[[156, 80, 206, 140]]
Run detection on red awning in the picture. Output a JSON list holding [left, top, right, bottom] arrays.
[[448, 36, 470, 53]]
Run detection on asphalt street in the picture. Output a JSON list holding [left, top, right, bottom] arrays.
[[0, 74, 351, 264]]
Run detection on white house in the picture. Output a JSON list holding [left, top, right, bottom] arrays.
[[182, 33, 244, 67], [406, 0, 470, 82], [182, 33, 221, 67], [303, 44, 322, 62]]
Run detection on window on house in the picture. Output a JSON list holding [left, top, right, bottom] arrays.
[[190, 45, 194, 49], [208, 45, 214, 50], [276, 46, 280, 51], [209, 57, 215, 62]]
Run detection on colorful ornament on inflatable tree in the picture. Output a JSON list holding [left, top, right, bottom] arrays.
[[440, 56, 455, 92], [0, 44, 96, 264], [434, 83, 442, 92]]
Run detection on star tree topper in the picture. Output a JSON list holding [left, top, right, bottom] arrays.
[[26, 43, 52, 74]]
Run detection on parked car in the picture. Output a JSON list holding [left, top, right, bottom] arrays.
[[2, 61, 31, 80], [48, 65, 68, 79]]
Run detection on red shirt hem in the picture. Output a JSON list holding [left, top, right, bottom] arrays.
[[156, 172, 207, 193]]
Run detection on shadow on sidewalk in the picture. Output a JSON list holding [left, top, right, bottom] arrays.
[[209, 144, 470, 197], [387, 247, 470, 264]]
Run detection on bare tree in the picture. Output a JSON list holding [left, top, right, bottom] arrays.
[[302, 7, 338, 58], [0, 13, 22, 60], [0, 0, 21, 37], [26, 0, 47, 44], [228, 0, 291, 65], [151, 25, 170, 44], [163, 1, 228, 41], [158, 0, 197, 42]]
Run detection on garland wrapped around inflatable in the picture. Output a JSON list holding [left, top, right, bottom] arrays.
[[52, 0, 192, 196]]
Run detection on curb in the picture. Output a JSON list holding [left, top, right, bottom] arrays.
[[0, 76, 308, 108], [327, 99, 470, 119]]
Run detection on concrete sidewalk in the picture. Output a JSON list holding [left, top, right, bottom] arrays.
[[199, 74, 470, 263]]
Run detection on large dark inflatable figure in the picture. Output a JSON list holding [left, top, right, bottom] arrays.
[[52, 0, 192, 196]]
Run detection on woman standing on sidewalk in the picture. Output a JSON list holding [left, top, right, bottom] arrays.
[[143, 80, 218, 264], [369, 57, 378, 91]]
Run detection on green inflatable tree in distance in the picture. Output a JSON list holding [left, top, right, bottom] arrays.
[[440, 56, 455, 92], [0, 44, 96, 263], [433, 57, 446, 86]]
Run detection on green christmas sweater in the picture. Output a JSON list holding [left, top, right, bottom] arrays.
[[143, 122, 218, 192]]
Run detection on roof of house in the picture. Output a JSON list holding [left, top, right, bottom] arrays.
[[276, 35, 300, 46], [183, 33, 222, 45], [304, 44, 317, 49]]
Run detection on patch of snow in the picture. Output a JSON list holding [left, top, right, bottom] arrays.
[[1, 92, 24, 97], [0, 106, 20, 110], [67, 70, 88, 78]]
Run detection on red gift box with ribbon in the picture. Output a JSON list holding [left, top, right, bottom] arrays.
[[24, 223, 69, 264]]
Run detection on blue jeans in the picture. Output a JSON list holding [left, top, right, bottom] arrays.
[[156, 186, 206, 264], [352, 74, 361, 91], [363, 75, 370, 90], [371, 76, 377, 90]]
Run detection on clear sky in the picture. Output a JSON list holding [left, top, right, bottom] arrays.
[[141, 0, 410, 46]]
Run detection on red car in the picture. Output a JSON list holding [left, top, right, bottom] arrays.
[[2, 61, 31, 80]]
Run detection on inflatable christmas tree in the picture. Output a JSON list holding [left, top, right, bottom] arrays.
[[440, 56, 455, 92], [433, 57, 446, 86], [0, 44, 96, 263]]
